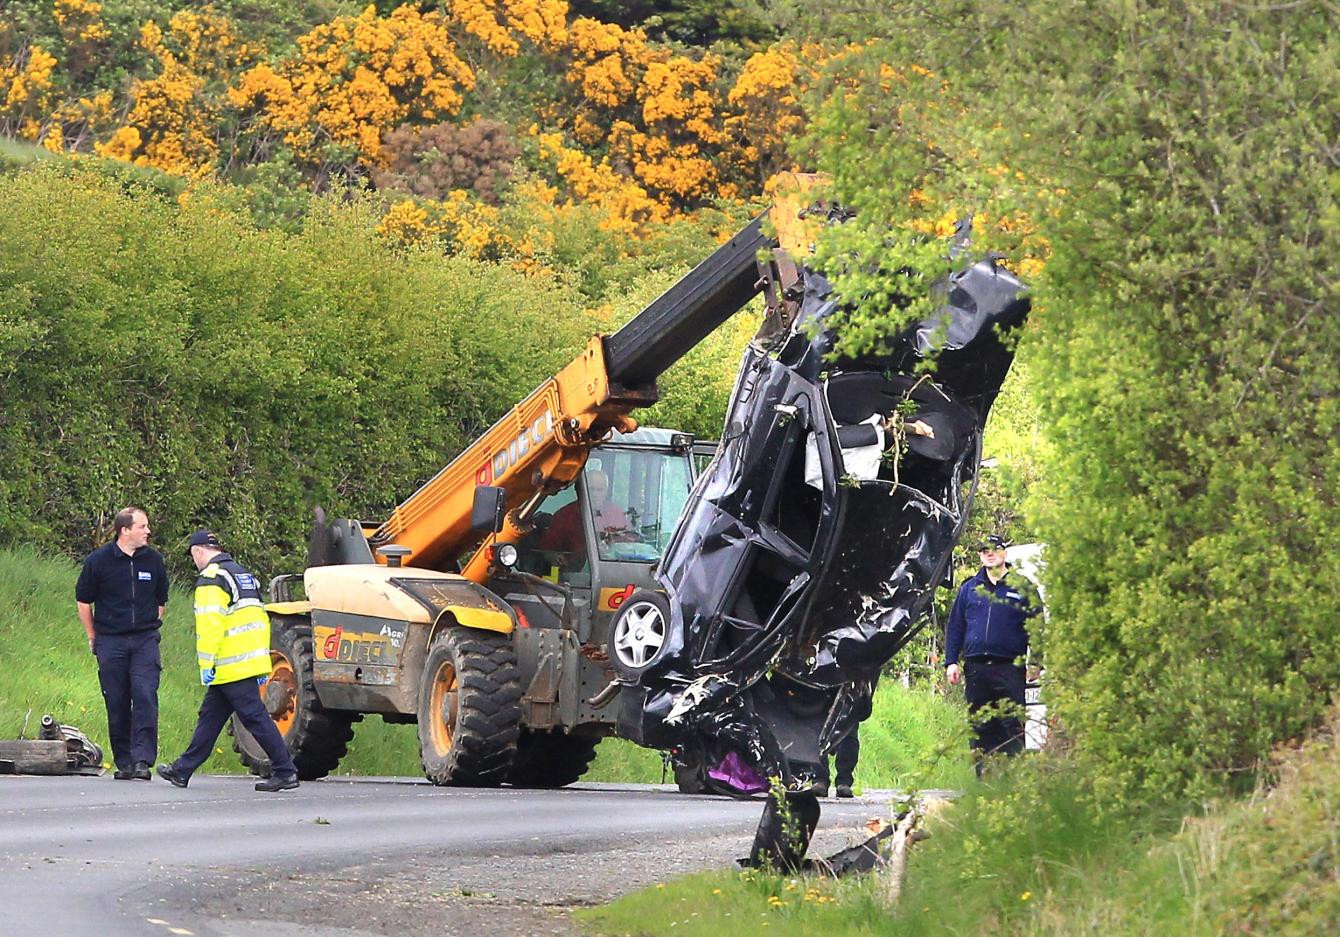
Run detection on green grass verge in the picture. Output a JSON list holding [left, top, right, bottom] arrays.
[[580, 707, 1340, 936], [0, 546, 975, 786], [0, 545, 244, 774], [0, 137, 57, 168], [580, 867, 892, 936]]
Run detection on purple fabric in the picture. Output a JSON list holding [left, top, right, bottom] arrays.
[[707, 750, 768, 794]]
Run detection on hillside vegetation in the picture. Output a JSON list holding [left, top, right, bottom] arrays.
[[0, 163, 755, 577]]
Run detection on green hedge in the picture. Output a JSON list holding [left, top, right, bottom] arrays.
[[804, 0, 1339, 802], [0, 164, 600, 576]]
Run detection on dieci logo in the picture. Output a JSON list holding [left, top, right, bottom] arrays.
[[322, 626, 390, 664], [599, 584, 635, 612], [322, 626, 344, 659], [475, 409, 555, 486]]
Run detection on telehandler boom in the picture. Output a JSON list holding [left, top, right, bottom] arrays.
[[233, 176, 826, 787]]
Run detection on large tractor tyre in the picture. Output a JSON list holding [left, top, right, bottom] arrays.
[[607, 590, 671, 680], [418, 627, 522, 787], [508, 729, 602, 788], [231, 614, 356, 781]]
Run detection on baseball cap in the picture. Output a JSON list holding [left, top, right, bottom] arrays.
[[187, 529, 221, 551], [978, 534, 1011, 551]]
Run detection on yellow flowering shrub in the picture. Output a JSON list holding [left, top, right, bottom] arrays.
[[726, 42, 812, 180], [377, 198, 447, 247], [536, 128, 667, 233], [46, 89, 115, 152], [1, 44, 60, 143], [535, 17, 752, 225], [448, 0, 569, 56], [53, 0, 111, 43], [52, 0, 110, 81], [377, 191, 511, 261], [95, 11, 257, 177], [227, 6, 475, 170], [564, 16, 642, 107]]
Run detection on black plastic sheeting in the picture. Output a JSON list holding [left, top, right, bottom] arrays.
[[615, 234, 1029, 797]]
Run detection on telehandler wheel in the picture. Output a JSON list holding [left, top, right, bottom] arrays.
[[508, 729, 602, 788], [418, 627, 522, 786], [231, 614, 356, 781]]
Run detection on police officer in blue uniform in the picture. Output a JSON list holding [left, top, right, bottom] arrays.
[[76, 507, 169, 780], [945, 534, 1042, 772]]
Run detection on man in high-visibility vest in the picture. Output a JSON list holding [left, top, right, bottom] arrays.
[[157, 530, 300, 792]]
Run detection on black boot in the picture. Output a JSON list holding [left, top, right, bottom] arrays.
[[156, 763, 190, 788], [255, 774, 299, 792]]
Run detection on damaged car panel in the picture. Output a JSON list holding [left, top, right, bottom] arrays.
[[612, 227, 1029, 805]]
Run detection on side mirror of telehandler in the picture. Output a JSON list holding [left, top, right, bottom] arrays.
[[472, 486, 508, 533]]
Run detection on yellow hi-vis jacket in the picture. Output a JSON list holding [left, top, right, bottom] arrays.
[[194, 553, 272, 685]]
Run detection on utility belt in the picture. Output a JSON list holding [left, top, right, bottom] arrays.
[[965, 655, 1022, 667]]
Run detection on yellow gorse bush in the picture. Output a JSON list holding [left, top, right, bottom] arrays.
[[1, 43, 59, 143], [11, 0, 1014, 261], [95, 11, 261, 177], [228, 5, 475, 169]]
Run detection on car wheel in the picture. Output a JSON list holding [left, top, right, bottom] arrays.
[[608, 590, 670, 678]]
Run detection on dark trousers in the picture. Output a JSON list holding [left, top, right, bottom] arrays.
[[819, 726, 862, 787], [173, 679, 297, 779], [964, 659, 1026, 762], [93, 630, 161, 768], [833, 727, 860, 786]]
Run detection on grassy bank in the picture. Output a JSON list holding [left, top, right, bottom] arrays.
[[0, 547, 970, 785], [580, 707, 1340, 936]]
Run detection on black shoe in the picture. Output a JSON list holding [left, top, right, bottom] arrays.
[[255, 774, 299, 792], [156, 763, 190, 788], [133, 761, 152, 780], [113, 767, 135, 780], [836, 784, 854, 799]]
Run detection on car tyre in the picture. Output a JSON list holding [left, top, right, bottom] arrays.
[[607, 590, 671, 679]]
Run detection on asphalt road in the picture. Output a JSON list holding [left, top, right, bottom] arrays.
[[0, 774, 896, 937]]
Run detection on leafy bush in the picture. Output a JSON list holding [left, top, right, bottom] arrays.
[[803, 0, 1340, 802], [0, 163, 597, 576], [373, 119, 520, 203]]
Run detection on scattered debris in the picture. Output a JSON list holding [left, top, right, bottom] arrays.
[[739, 796, 938, 883], [0, 715, 103, 775], [881, 805, 925, 906]]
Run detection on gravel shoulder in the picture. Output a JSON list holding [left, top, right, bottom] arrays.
[[149, 799, 889, 937]]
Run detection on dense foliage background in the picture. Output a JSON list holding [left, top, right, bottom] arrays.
[[802, 0, 1339, 802], [3, 0, 1337, 818]]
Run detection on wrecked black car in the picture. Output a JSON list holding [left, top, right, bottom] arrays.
[[608, 224, 1029, 863]]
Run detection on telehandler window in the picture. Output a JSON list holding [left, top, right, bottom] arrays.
[[590, 449, 692, 563], [520, 486, 589, 581]]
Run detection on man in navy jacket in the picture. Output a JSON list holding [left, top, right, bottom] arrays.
[[945, 535, 1042, 771], [76, 507, 169, 780]]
